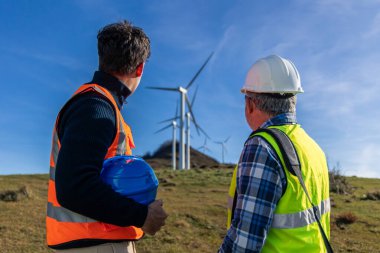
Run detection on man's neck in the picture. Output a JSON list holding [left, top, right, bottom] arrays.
[[111, 73, 132, 89], [253, 111, 272, 131]]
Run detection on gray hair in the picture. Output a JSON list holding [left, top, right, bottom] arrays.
[[247, 92, 297, 116]]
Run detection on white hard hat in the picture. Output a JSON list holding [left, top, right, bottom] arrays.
[[241, 55, 303, 94]]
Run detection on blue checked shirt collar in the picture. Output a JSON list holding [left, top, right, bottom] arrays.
[[259, 112, 297, 129]]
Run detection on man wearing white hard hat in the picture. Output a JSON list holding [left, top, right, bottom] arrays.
[[219, 55, 332, 252]]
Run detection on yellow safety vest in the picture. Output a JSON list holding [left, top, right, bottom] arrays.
[[227, 125, 330, 252]]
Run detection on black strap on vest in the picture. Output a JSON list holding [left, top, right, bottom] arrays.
[[255, 128, 334, 253]]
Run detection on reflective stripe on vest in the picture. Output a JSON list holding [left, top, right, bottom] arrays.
[[228, 168, 330, 230], [271, 198, 330, 229], [46, 84, 141, 247], [227, 125, 330, 252], [47, 202, 97, 223]]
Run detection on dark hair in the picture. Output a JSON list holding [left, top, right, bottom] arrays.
[[97, 20, 151, 75]]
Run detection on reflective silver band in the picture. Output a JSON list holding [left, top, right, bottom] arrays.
[[92, 85, 107, 97], [271, 198, 330, 229], [116, 119, 126, 155], [51, 132, 59, 165], [49, 166, 55, 181], [50, 131, 59, 181], [47, 202, 98, 223]]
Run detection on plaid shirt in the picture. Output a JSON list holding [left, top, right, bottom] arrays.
[[219, 113, 296, 253]]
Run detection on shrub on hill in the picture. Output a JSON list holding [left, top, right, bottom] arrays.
[[360, 191, 380, 201], [0, 186, 30, 202], [335, 212, 358, 229], [329, 163, 352, 194]]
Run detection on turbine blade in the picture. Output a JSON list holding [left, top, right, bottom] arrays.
[[146, 86, 178, 91], [189, 117, 207, 135], [198, 146, 211, 153], [154, 124, 172, 134], [175, 99, 179, 118], [158, 117, 179, 124], [191, 85, 199, 107], [224, 136, 231, 143], [198, 125, 210, 139], [186, 52, 214, 90], [185, 95, 200, 135]]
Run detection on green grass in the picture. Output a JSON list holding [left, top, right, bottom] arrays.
[[0, 170, 379, 253]]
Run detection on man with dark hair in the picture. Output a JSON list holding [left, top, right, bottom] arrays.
[[46, 21, 167, 253], [220, 55, 331, 252]]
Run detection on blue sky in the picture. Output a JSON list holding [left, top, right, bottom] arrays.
[[1, 0, 380, 178]]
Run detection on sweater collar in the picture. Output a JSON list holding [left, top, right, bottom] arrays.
[[89, 71, 131, 109]]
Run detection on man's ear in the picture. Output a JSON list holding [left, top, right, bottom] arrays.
[[247, 97, 254, 113], [135, 63, 144, 77]]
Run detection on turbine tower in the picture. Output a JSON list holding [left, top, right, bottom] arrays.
[[171, 121, 177, 171], [186, 112, 191, 170], [215, 136, 231, 164], [147, 52, 213, 170]]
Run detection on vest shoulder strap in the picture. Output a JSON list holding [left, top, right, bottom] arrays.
[[253, 128, 334, 253]]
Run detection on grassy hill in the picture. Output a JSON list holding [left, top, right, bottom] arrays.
[[0, 169, 379, 253]]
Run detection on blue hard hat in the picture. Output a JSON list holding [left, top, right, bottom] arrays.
[[101, 155, 159, 205]]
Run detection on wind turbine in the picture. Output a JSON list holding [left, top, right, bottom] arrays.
[[155, 103, 179, 170], [147, 52, 214, 170], [198, 137, 211, 154], [159, 87, 209, 170], [215, 136, 230, 164]]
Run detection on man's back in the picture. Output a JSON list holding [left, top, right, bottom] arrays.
[[259, 124, 330, 253]]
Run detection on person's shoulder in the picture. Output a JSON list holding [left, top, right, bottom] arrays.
[[58, 91, 116, 130], [245, 134, 273, 149], [243, 134, 281, 163], [68, 91, 115, 112]]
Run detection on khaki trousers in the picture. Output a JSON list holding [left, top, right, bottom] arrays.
[[55, 242, 136, 253]]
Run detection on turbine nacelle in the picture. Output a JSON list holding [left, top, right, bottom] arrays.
[[179, 86, 187, 94]]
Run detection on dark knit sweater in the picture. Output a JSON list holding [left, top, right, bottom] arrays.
[[53, 71, 147, 249]]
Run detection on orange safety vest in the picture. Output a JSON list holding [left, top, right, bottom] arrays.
[[46, 84, 144, 248]]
